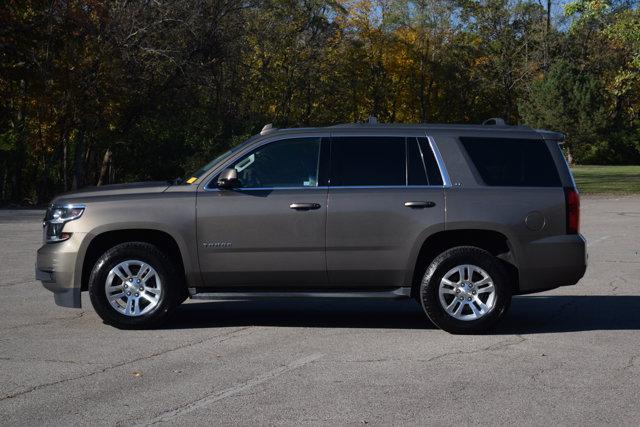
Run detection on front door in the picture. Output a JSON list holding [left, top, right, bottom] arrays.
[[196, 136, 328, 288]]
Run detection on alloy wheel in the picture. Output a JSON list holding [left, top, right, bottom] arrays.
[[104, 260, 162, 317], [438, 264, 496, 321]]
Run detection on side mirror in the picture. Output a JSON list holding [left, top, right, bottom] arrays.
[[217, 168, 241, 189]]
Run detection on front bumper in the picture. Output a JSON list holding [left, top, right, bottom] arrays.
[[517, 233, 587, 294], [36, 233, 86, 308]]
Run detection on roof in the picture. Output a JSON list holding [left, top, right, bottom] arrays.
[[328, 122, 531, 130], [259, 121, 564, 140]]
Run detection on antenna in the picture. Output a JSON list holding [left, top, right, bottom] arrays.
[[260, 123, 275, 135], [482, 118, 507, 126]]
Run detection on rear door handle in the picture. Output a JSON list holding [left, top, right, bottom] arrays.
[[290, 203, 321, 211], [404, 201, 436, 209]]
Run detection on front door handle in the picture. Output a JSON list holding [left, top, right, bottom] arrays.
[[404, 201, 436, 209], [290, 203, 321, 211]]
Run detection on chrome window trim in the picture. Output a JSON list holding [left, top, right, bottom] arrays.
[[426, 135, 452, 188], [201, 132, 453, 191], [204, 186, 329, 192], [329, 185, 445, 189], [205, 185, 446, 192]]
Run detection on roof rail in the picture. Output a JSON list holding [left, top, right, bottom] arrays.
[[482, 118, 507, 126], [260, 123, 276, 135]]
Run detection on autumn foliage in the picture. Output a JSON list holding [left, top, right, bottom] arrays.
[[1, 0, 638, 205]]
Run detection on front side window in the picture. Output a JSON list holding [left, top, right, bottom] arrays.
[[330, 137, 406, 186], [226, 138, 321, 188]]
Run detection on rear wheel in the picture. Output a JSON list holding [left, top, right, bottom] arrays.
[[88, 242, 184, 328], [419, 246, 512, 334]]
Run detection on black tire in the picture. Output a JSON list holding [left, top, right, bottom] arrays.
[[88, 242, 185, 329], [419, 246, 512, 334]]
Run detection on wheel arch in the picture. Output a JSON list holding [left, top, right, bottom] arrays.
[[408, 229, 519, 298], [79, 228, 188, 292]]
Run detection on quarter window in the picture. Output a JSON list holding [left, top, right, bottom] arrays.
[[227, 138, 321, 188], [461, 137, 561, 187]]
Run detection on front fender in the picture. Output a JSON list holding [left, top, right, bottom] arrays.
[[61, 193, 199, 294]]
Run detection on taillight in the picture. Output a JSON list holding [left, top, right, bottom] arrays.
[[564, 187, 580, 234]]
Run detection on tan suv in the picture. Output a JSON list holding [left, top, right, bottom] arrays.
[[37, 121, 587, 333]]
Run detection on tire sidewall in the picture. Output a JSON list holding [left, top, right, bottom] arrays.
[[88, 242, 180, 328], [420, 246, 512, 334]]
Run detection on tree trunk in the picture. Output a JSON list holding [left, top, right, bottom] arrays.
[[0, 164, 7, 203], [12, 79, 27, 203], [566, 144, 574, 165], [544, 0, 552, 68], [97, 148, 112, 186], [62, 141, 68, 191], [72, 130, 85, 189]]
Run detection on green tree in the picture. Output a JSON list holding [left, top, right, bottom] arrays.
[[520, 60, 608, 163]]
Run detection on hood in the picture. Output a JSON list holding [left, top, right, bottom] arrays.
[[52, 181, 170, 204]]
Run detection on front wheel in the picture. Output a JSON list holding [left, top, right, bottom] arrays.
[[420, 246, 512, 334], [88, 242, 184, 329]]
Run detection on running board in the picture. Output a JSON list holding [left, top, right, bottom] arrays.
[[188, 287, 411, 301]]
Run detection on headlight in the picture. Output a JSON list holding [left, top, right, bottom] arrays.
[[43, 204, 85, 243]]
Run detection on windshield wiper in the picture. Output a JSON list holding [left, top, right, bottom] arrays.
[[167, 177, 183, 186]]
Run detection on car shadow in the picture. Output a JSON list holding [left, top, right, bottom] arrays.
[[161, 295, 640, 334]]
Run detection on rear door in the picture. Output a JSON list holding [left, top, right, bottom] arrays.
[[326, 133, 447, 288]]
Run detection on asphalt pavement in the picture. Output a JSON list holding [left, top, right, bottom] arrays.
[[0, 196, 639, 425]]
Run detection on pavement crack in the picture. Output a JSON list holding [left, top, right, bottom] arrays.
[[529, 360, 562, 383], [593, 260, 640, 264], [623, 354, 639, 370], [0, 326, 253, 401], [425, 335, 527, 363], [0, 356, 102, 366], [484, 335, 528, 351], [329, 336, 529, 365], [0, 311, 86, 333], [340, 358, 396, 363], [607, 276, 628, 295], [545, 298, 579, 325], [0, 280, 34, 288], [136, 352, 324, 426]]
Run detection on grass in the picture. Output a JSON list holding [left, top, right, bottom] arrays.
[[571, 165, 640, 194]]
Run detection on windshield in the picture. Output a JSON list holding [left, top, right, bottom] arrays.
[[183, 135, 259, 184]]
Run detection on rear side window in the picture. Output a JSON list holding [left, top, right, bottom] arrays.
[[461, 138, 561, 187], [417, 138, 444, 186], [330, 136, 445, 187], [407, 138, 428, 185], [330, 137, 405, 186]]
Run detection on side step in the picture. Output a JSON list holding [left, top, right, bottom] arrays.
[[188, 287, 411, 301]]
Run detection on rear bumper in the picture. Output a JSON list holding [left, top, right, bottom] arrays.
[[35, 233, 86, 308], [517, 234, 587, 294]]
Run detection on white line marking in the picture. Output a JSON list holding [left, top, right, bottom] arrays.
[[138, 353, 324, 426], [587, 235, 610, 247]]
